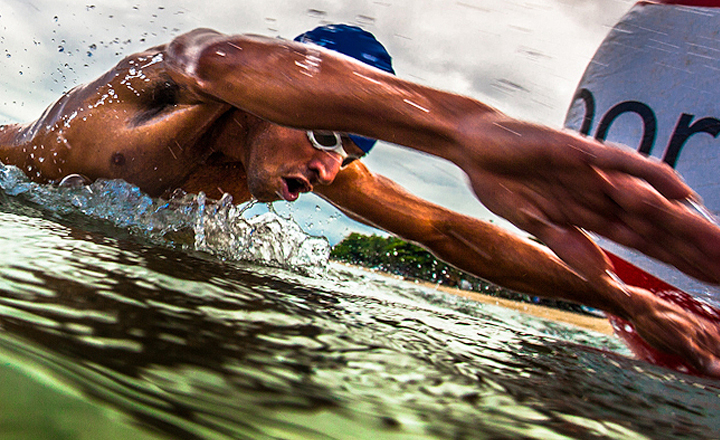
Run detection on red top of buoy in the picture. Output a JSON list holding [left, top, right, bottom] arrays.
[[653, 0, 720, 6]]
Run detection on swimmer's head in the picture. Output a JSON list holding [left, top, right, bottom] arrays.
[[294, 24, 395, 154]]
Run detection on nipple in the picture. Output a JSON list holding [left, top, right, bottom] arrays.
[[111, 152, 126, 166]]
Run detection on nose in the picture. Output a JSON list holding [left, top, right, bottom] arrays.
[[309, 151, 343, 185]]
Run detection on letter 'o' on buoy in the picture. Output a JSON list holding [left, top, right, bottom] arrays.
[[565, 0, 720, 376]]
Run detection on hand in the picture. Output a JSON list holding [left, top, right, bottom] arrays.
[[456, 121, 720, 285], [625, 285, 720, 377]]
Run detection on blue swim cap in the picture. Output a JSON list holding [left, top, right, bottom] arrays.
[[294, 24, 395, 154]]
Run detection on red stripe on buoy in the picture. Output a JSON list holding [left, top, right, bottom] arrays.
[[653, 0, 720, 6], [605, 252, 720, 376], [607, 253, 720, 321]]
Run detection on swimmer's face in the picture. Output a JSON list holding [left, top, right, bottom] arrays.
[[243, 123, 363, 202]]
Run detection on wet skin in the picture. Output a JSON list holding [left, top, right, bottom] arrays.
[[0, 28, 719, 376], [0, 50, 355, 204]]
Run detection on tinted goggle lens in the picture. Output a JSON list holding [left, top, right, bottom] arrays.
[[307, 131, 363, 168], [312, 132, 341, 148]]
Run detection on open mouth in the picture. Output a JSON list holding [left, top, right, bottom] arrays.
[[280, 177, 311, 201]]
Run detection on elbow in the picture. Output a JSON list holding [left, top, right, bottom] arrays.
[[166, 29, 226, 76]]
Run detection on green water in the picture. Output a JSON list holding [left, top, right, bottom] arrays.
[[0, 188, 717, 440]]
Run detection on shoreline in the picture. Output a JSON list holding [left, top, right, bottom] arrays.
[[426, 282, 614, 335], [338, 262, 614, 335]]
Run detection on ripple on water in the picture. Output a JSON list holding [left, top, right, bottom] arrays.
[[0, 164, 718, 439]]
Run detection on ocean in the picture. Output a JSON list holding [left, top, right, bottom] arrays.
[[0, 165, 717, 440]]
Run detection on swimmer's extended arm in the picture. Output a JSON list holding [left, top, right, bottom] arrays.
[[316, 161, 626, 314], [165, 28, 720, 285], [317, 163, 720, 377]]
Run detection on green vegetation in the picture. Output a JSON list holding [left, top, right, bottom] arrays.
[[331, 233, 593, 315], [331, 233, 486, 288]]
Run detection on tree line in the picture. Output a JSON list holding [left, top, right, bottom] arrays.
[[331, 233, 597, 315]]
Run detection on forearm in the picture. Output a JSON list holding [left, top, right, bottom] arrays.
[[424, 212, 633, 317], [321, 165, 633, 319]]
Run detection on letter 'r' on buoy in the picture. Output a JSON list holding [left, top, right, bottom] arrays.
[[564, 0, 720, 305], [564, 0, 720, 371], [565, 0, 720, 213]]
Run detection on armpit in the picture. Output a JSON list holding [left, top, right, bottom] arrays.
[[131, 78, 181, 125]]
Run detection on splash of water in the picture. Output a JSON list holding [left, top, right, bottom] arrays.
[[0, 164, 330, 273]]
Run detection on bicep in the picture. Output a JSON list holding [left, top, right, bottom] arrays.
[[164, 30, 308, 120]]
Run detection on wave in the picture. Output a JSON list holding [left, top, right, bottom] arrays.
[[0, 164, 330, 274]]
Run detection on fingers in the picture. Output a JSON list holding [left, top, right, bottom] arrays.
[[573, 137, 695, 201], [601, 172, 720, 284], [468, 153, 720, 286], [630, 291, 720, 378], [701, 357, 720, 378], [602, 221, 715, 283]]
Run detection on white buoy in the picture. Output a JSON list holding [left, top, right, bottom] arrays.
[[565, 0, 720, 306]]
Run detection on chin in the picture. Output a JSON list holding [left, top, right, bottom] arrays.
[[245, 175, 276, 202], [248, 189, 279, 203]]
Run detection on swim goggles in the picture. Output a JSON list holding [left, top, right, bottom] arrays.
[[306, 131, 364, 168]]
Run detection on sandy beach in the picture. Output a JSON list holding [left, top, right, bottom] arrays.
[[429, 283, 614, 335], [341, 263, 615, 335]]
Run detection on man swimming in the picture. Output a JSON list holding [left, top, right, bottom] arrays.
[[0, 25, 719, 375]]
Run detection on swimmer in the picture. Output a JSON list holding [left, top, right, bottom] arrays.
[[0, 25, 719, 376]]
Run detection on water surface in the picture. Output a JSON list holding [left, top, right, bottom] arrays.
[[0, 171, 718, 440]]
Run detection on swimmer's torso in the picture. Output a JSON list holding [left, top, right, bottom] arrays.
[[0, 45, 254, 201]]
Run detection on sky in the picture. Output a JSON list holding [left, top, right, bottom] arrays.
[[0, 0, 636, 243]]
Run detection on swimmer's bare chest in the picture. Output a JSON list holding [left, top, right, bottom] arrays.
[[0, 48, 252, 199]]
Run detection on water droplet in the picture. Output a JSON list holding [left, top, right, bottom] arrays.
[[307, 9, 326, 18]]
